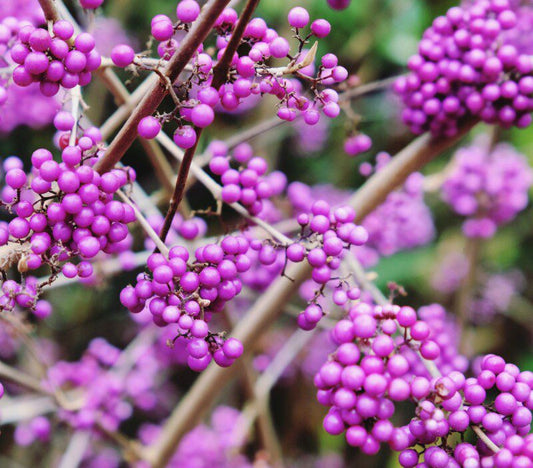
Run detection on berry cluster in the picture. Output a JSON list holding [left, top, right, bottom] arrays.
[[315, 297, 533, 466], [44, 337, 167, 433], [343, 133, 372, 157], [1, 147, 134, 260], [0, 277, 51, 317], [120, 236, 249, 371], [0, 130, 135, 317], [400, 354, 533, 467], [134, 5, 347, 148], [0, 0, 44, 24], [208, 141, 286, 216], [394, 0, 533, 136], [0, 15, 59, 131], [45, 339, 128, 431], [286, 201, 368, 329], [0, 15, 28, 105], [316, 302, 446, 454], [239, 236, 286, 291], [409, 304, 468, 376], [287, 164, 434, 269], [441, 140, 532, 238], [12, 20, 101, 96]]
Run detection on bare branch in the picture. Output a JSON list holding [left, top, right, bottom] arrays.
[[37, 0, 60, 23], [472, 425, 500, 453]]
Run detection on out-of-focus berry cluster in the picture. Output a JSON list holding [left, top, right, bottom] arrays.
[[12, 20, 101, 95], [441, 140, 532, 238], [395, 0, 533, 136]]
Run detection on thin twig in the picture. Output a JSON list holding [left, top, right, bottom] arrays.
[[99, 74, 159, 140], [69, 86, 82, 146], [224, 310, 284, 466], [0, 361, 50, 395], [96, 422, 145, 463], [211, 0, 260, 89], [231, 331, 314, 465], [236, 358, 285, 467], [57, 431, 92, 468], [472, 425, 500, 453], [339, 75, 400, 101], [158, 134, 203, 243], [37, 251, 150, 291], [455, 237, 481, 356], [156, 131, 292, 244], [222, 75, 400, 150], [224, 116, 286, 150], [116, 190, 170, 256], [0, 395, 57, 425], [139, 139, 175, 194]]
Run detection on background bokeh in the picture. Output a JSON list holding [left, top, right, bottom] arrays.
[[1, 0, 532, 466]]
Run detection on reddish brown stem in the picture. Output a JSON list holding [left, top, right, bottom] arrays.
[[157, 0, 261, 242], [37, 0, 60, 22], [158, 128, 203, 242], [94, 0, 232, 175], [212, 0, 260, 89]]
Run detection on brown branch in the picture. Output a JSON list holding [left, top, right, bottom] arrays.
[[96, 422, 145, 463], [212, 0, 260, 89], [158, 130, 203, 242], [94, 0, 232, 174], [99, 74, 159, 139], [238, 357, 284, 467], [456, 236, 481, 356], [0, 361, 49, 396], [142, 121, 477, 468], [223, 310, 284, 467], [94, 70, 175, 193], [345, 120, 476, 219], [37, 0, 60, 23], [224, 116, 286, 150], [139, 139, 175, 194], [157, 0, 261, 242], [339, 75, 399, 101]]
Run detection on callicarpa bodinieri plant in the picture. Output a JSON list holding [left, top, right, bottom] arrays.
[[0, 0, 532, 466]]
